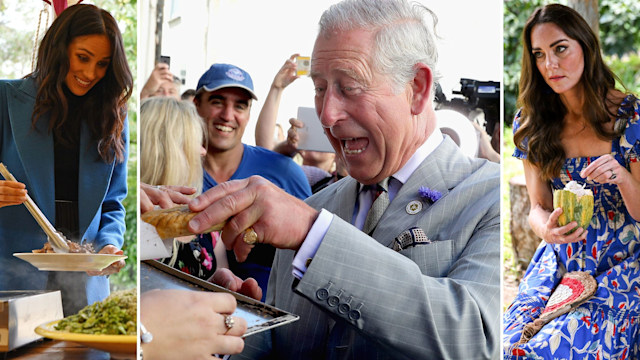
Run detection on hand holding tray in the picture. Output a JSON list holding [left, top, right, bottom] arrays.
[[140, 260, 299, 337]]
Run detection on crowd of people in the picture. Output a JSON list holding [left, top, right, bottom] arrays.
[[2, 0, 634, 359], [139, 0, 501, 358]]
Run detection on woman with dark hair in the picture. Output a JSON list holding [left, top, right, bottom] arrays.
[[0, 4, 133, 315], [504, 4, 640, 358]]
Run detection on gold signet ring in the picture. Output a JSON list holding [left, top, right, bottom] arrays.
[[243, 228, 258, 245]]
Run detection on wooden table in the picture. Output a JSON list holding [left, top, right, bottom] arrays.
[[1, 339, 119, 360]]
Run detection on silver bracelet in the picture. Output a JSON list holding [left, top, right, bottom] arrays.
[[140, 322, 153, 359], [140, 322, 153, 343]]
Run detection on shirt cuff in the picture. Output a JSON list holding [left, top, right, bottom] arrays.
[[292, 209, 333, 279]]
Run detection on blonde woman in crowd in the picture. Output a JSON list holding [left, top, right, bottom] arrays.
[[140, 97, 228, 275], [141, 97, 204, 192]]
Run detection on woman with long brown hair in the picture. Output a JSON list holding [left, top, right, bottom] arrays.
[[0, 3, 133, 315], [504, 4, 640, 358]]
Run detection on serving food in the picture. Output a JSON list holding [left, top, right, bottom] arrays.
[[141, 205, 225, 238], [553, 180, 594, 232], [14, 252, 127, 272], [35, 289, 137, 355], [32, 240, 95, 254], [0, 163, 71, 252], [55, 288, 136, 335]]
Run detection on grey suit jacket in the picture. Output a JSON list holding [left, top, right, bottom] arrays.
[[240, 137, 500, 359]]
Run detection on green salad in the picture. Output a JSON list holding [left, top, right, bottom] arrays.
[[55, 288, 136, 335]]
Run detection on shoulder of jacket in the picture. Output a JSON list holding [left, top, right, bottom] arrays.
[[0, 78, 36, 100]]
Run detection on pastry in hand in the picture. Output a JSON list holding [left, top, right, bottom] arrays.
[[141, 205, 225, 239], [553, 180, 594, 232]]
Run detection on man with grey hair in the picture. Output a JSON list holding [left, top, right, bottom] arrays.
[[187, 0, 500, 358]]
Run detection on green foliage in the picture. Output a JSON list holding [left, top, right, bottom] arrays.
[[503, 0, 640, 126], [607, 53, 640, 95], [0, 1, 42, 78], [600, 0, 640, 57], [110, 138, 137, 291], [94, 0, 138, 104], [0, 26, 33, 77], [503, 0, 549, 125]]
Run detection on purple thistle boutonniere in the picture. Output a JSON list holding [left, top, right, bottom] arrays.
[[419, 186, 441, 203]]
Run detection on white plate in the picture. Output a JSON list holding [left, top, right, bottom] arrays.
[[13, 253, 128, 272]]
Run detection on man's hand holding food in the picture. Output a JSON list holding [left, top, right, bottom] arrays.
[[188, 175, 319, 262]]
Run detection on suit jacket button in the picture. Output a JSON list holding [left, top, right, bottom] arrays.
[[316, 282, 334, 301], [316, 288, 329, 301], [327, 289, 344, 307], [338, 302, 350, 314], [348, 309, 361, 321]]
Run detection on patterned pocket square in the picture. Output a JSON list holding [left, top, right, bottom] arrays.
[[392, 227, 431, 252]]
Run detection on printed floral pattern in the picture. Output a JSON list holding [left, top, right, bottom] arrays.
[[504, 96, 640, 359], [162, 231, 222, 280]]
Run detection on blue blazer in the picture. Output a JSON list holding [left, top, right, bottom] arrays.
[[0, 78, 128, 305]]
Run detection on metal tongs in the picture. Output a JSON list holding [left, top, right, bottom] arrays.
[[0, 163, 70, 253]]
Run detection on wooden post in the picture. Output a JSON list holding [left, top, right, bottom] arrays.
[[509, 175, 542, 272], [568, 0, 600, 39]]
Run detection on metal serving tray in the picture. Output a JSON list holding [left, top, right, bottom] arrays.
[[0, 290, 63, 352], [140, 260, 298, 337]]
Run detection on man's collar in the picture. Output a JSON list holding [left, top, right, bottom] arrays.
[[392, 128, 443, 185], [357, 128, 443, 191]]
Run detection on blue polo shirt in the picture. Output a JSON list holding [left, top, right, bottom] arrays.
[[203, 144, 311, 199]]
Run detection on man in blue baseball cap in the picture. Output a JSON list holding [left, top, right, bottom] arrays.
[[192, 63, 312, 298]]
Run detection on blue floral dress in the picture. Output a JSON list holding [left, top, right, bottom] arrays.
[[504, 95, 640, 360]]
